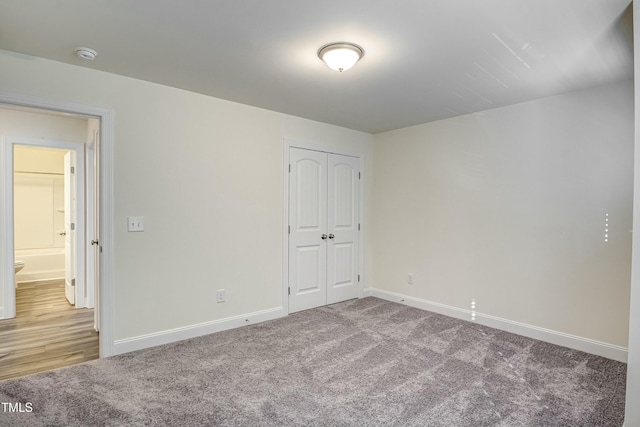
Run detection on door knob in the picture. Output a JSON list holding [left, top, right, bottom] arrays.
[[321, 234, 328, 240], [91, 240, 99, 246], [58, 231, 66, 236], [328, 234, 335, 239]]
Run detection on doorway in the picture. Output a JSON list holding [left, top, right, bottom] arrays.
[[0, 133, 99, 378], [0, 93, 114, 359], [13, 143, 87, 307], [5, 137, 87, 315], [286, 144, 363, 313]]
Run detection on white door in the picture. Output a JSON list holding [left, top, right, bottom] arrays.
[[92, 130, 101, 330], [327, 154, 360, 304], [289, 148, 328, 313], [288, 148, 359, 313], [64, 151, 76, 305]]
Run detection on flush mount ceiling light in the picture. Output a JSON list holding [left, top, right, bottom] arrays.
[[74, 46, 97, 60], [317, 42, 364, 72]]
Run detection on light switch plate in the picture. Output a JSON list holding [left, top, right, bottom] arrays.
[[127, 216, 144, 232]]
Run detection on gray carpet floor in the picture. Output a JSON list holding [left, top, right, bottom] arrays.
[[0, 297, 626, 426]]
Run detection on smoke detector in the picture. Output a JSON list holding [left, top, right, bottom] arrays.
[[74, 47, 97, 60]]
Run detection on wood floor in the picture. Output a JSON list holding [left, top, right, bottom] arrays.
[[0, 279, 99, 381]]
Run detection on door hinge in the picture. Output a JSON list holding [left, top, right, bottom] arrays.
[[70, 166, 75, 174], [358, 274, 360, 282], [288, 225, 290, 234], [70, 223, 75, 231], [71, 278, 76, 287], [289, 164, 291, 173], [358, 223, 360, 231], [359, 172, 361, 180], [288, 286, 291, 295]]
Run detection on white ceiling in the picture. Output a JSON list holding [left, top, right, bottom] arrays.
[[0, 0, 633, 134]]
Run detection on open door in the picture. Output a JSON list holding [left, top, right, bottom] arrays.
[[91, 126, 101, 331], [63, 151, 76, 305]]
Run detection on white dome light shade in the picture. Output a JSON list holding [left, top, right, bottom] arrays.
[[318, 42, 364, 72]]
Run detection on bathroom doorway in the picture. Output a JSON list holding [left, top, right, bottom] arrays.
[[6, 137, 87, 314], [13, 144, 85, 306]]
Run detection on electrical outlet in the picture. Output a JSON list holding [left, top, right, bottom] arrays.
[[407, 273, 414, 285], [216, 289, 225, 303]]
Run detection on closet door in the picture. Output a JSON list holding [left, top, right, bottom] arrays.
[[289, 148, 328, 313], [326, 154, 359, 304], [288, 148, 360, 313]]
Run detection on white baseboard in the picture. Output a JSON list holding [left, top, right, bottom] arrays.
[[0, 306, 4, 319], [17, 272, 65, 283], [113, 306, 287, 356], [369, 288, 628, 363], [112, 290, 628, 362], [18, 271, 65, 285]]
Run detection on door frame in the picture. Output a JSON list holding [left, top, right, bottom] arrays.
[[282, 139, 365, 314], [7, 138, 85, 309], [0, 91, 115, 358]]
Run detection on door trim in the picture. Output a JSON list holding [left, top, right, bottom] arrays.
[[282, 138, 365, 314], [0, 90, 115, 358]]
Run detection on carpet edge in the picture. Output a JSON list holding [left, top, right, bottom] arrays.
[[370, 288, 628, 362]]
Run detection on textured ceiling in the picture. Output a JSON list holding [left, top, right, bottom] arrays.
[[0, 0, 633, 134]]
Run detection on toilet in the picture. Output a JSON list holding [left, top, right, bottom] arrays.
[[14, 260, 25, 288]]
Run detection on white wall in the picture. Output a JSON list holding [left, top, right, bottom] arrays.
[[0, 49, 374, 343], [624, 3, 640, 425], [373, 79, 633, 349], [13, 146, 66, 251], [14, 145, 66, 174], [0, 107, 87, 143]]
